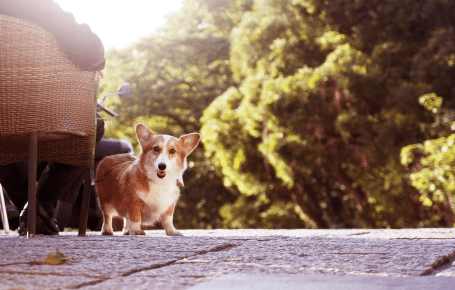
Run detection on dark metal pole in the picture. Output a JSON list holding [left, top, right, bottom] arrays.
[[27, 131, 37, 238], [78, 169, 91, 236]]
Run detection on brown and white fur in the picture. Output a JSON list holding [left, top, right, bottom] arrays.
[[96, 123, 200, 236]]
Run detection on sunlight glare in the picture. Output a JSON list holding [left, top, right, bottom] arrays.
[[55, 0, 184, 50]]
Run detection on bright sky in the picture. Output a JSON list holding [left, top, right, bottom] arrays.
[[55, 0, 184, 50]]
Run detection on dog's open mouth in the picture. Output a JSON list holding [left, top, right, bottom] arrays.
[[157, 170, 166, 179]]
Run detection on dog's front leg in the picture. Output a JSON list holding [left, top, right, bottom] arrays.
[[124, 206, 146, 235], [161, 203, 182, 236], [123, 218, 145, 235], [101, 213, 114, 235], [101, 207, 115, 235]]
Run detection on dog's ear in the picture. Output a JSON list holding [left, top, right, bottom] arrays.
[[136, 123, 154, 149], [179, 133, 201, 155]]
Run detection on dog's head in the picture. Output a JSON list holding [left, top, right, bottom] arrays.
[[135, 123, 200, 180]]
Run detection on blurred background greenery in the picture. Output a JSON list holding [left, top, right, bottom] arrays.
[[98, 0, 455, 229]]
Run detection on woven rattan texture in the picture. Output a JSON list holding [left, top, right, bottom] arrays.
[[0, 15, 97, 166]]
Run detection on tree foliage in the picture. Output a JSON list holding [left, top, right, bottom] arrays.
[[100, 0, 455, 229], [201, 0, 455, 228]]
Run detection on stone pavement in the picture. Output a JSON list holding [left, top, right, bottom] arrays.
[[0, 229, 455, 289]]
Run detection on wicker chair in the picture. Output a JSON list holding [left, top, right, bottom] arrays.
[[0, 15, 98, 237]]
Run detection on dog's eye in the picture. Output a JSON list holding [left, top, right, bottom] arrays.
[[170, 149, 176, 154], [153, 146, 160, 152]]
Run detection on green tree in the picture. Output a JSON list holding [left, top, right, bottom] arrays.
[[201, 0, 455, 228], [401, 93, 455, 226]]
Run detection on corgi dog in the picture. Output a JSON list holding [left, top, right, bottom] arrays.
[[95, 123, 200, 236]]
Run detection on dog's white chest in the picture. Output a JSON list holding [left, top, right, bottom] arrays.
[[138, 180, 180, 223]]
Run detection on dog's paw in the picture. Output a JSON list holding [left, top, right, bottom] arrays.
[[101, 223, 114, 235], [130, 229, 146, 236], [166, 230, 183, 236], [101, 229, 113, 235]]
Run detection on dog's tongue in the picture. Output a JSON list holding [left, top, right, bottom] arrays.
[[157, 170, 166, 179]]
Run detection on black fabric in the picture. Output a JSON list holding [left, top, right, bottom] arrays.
[[95, 138, 134, 160]]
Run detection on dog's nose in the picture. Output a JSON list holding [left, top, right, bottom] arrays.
[[158, 163, 167, 171]]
